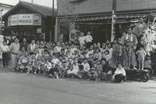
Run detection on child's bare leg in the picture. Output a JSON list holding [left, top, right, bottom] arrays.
[[141, 60, 144, 70], [138, 60, 140, 70]]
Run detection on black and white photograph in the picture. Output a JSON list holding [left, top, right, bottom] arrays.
[[0, 0, 156, 104]]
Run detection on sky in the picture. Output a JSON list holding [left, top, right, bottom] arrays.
[[0, 0, 57, 8]]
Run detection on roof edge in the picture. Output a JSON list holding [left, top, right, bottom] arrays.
[[58, 8, 156, 18]]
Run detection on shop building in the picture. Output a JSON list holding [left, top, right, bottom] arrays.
[[57, 0, 156, 42], [3, 1, 55, 42], [0, 3, 13, 35]]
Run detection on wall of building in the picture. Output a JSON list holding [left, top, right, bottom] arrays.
[[58, 0, 156, 16]]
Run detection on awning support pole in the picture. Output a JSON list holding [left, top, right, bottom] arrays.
[[0, 9, 3, 35]]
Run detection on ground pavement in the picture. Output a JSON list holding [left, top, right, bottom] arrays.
[[0, 65, 156, 104]]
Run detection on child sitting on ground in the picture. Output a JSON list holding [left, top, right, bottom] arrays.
[[44, 59, 52, 75], [112, 64, 126, 83], [48, 62, 60, 79], [67, 59, 80, 78], [87, 67, 98, 81], [95, 60, 103, 80], [59, 59, 69, 78], [79, 59, 90, 79], [27, 54, 36, 74], [17, 52, 29, 72], [100, 58, 113, 81]]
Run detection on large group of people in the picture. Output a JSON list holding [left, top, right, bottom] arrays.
[[0, 18, 155, 83]]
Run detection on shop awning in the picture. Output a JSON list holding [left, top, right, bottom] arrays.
[[75, 15, 146, 22]]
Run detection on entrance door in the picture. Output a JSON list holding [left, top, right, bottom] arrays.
[[13, 29, 36, 43]]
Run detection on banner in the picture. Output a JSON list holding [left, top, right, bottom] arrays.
[[8, 14, 41, 26]]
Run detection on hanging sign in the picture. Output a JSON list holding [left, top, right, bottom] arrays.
[[8, 14, 41, 26]]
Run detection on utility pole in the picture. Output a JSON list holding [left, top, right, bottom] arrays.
[[51, 0, 55, 42], [111, 0, 116, 42], [0, 9, 3, 35], [31, 0, 34, 3]]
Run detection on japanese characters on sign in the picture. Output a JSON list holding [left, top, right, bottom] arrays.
[[8, 14, 41, 26]]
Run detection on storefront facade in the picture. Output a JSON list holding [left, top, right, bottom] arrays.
[[57, 0, 156, 42], [3, 1, 55, 42]]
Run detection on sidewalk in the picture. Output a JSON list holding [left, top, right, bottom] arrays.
[[151, 76, 156, 80], [0, 61, 12, 73]]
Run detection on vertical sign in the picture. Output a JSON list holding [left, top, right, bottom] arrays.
[[111, 0, 116, 42], [111, 12, 116, 42]]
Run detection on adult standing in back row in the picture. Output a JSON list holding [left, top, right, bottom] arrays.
[[1, 41, 10, 68], [85, 31, 93, 48], [20, 38, 28, 52], [28, 40, 37, 55], [10, 38, 20, 71]]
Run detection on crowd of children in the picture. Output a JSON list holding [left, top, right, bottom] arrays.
[[0, 21, 154, 83], [16, 39, 128, 82]]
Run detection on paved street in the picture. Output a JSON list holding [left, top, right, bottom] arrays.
[[0, 66, 156, 104]]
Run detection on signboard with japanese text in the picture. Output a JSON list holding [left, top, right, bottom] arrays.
[[8, 14, 41, 26]]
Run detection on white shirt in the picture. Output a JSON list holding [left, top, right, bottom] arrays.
[[104, 54, 112, 62], [68, 64, 79, 74], [86, 50, 93, 58], [114, 68, 126, 76], [51, 58, 60, 65], [70, 48, 77, 55], [79, 36, 86, 45], [30, 44, 36, 51], [10, 43, 20, 54], [54, 46, 62, 53], [82, 63, 90, 72], [1, 45, 10, 52], [85, 35, 93, 43], [45, 62, 52, 70]]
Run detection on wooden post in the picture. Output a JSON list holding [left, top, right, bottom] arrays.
[[51, 0, 55, 42], [0, 9, 3, 35], [54, 18, 58, 42]]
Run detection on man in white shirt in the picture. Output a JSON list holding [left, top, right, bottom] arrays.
[[10, 38, 20, 70]]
